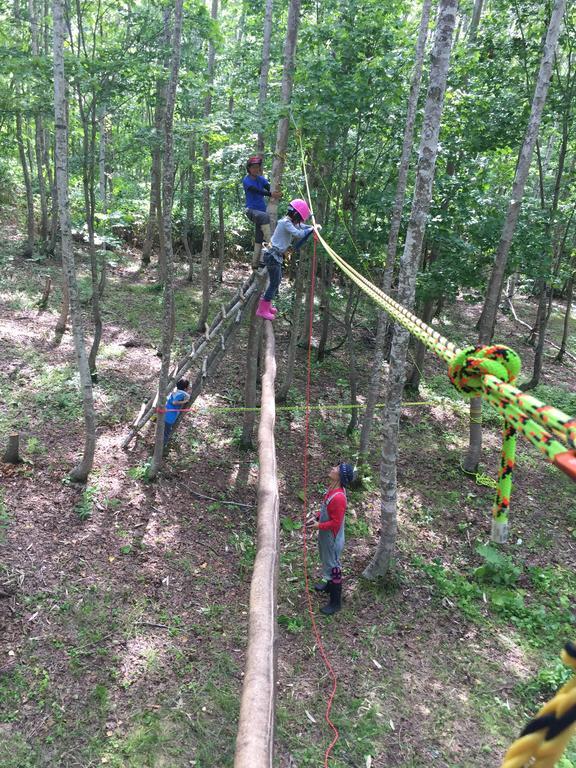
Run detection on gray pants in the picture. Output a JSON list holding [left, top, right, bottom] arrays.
[[245, 208, 270, 244], [318, 495, 345, 582]]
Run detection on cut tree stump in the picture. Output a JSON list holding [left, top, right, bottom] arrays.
[[3, 433, 22, 464]]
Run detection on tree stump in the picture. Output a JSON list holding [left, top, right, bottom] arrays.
[[37, 276, 52, 311], [3, 433, 22, 464]]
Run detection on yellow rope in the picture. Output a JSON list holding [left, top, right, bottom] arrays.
[[501, 643, 576, 768]]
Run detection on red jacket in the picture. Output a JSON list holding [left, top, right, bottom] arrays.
[[317, 488, 346, 535]]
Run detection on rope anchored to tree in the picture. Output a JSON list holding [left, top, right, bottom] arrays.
[[295, 130, 576, 545]]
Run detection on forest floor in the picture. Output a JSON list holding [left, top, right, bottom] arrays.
[[0, 226, 575, 768]]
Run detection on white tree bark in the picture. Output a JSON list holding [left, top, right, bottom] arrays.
[[477, 0, 567, 344], [197, 0, 219, 330], [256, 0, 273, 153], [359, 0, 432, 459], [52, 0, 96, 482], [267, 0, 301, 230], [465, 0, 567, 472], [363, 0, 457, 580], [149, 0, 185, 479]]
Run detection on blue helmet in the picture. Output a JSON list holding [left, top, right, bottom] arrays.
[[339, 462, 355, 487]]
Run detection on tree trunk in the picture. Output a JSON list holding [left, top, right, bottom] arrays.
[[197, 0, 219, 330], [363, 0, 457, 581], [521, 283, 550, 390], [98, 105, 107, 211], [477, 0, 567, 344], [468, 0, 484, 42], [316, 255, 333, 361], [217, 188, 225, 283], [16, 112, 35, 257], [359, 0, 431, 460], [298, 254, 314, 346], [277, 249, 307, 401], [142, 8, 171, 269], [141, 176, 156, 266], [3, 434, 22, 464], [556, 274, 573, 364], [185, 131, 196, 281], [345, 285, 359, 434], [405, 296, 435, 391], [267, 0, 301, 230], [53, 0, 96, 482], [465, 0, 566, 473], [149, 0, 185, 479], [256, 0, 273, 153]]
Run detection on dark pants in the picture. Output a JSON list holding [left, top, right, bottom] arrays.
[[263, 254, 282, 301], [245, 208, 270, 244], [163, 421, 175, 446]]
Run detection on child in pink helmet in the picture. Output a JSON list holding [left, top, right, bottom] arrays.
[[256, 199, 318, 321]]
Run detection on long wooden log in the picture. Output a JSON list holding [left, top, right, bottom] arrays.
[[235, 321, 279, 768]]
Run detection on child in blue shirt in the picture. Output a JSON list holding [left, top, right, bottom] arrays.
[[163, 379, 190, 446], [242, 155, 280, 267]]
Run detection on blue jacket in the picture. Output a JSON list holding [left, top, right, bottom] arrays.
[[243, 174, 271, 212]]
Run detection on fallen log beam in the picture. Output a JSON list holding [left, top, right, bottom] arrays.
[[234, 321, 279, 768]]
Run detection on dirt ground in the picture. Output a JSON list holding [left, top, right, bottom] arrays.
[[1, 232, 575, 768]]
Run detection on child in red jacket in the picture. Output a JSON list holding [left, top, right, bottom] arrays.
[[308, 462, 355, 615]]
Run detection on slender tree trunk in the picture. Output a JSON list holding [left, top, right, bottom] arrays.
[[53, 0, 96, 482], [142, 178, 156, 266], [363, 0, 457, 580], [477, 0, 566, 344], [142, 8, 171, 269], [267, 0, 301, 229], [35, 119, 49, 241], [256, 0, 273, 153], [197, 0, 219, 330], [277, 250, 308, 401], [185, 131, 196, 281], [468, 0, 484, 42], [16, 112, 35, 257], [405, 296, 435, 391], [345, 285, 359, 434], [464, 0, 566, 473], [359, 0, 431, 460], [30, 0, 48, 242], [217, 188, 225, 283], [298, 254, 314, 346], [316, 256, 333, 361], [555, 265, 573, 364], [149, 0, 185, 479], [98, 105, 107, 211]]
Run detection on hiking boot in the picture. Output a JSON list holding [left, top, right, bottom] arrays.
[[320, 581, 342, 616]]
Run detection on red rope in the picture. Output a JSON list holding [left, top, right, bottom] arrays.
[[301, 233, 340, 766]]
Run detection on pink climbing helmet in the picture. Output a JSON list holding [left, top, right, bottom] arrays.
[[288, 198, 311, 222]]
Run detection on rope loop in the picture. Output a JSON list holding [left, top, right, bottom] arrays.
[[448, 344, 522, 398]]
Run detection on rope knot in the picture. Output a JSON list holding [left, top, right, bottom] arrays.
[[448, 344, 521, 398]]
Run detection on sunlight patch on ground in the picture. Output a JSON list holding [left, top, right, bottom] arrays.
[[120, 634, 167, 686], [141, 512, 181, 551]]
